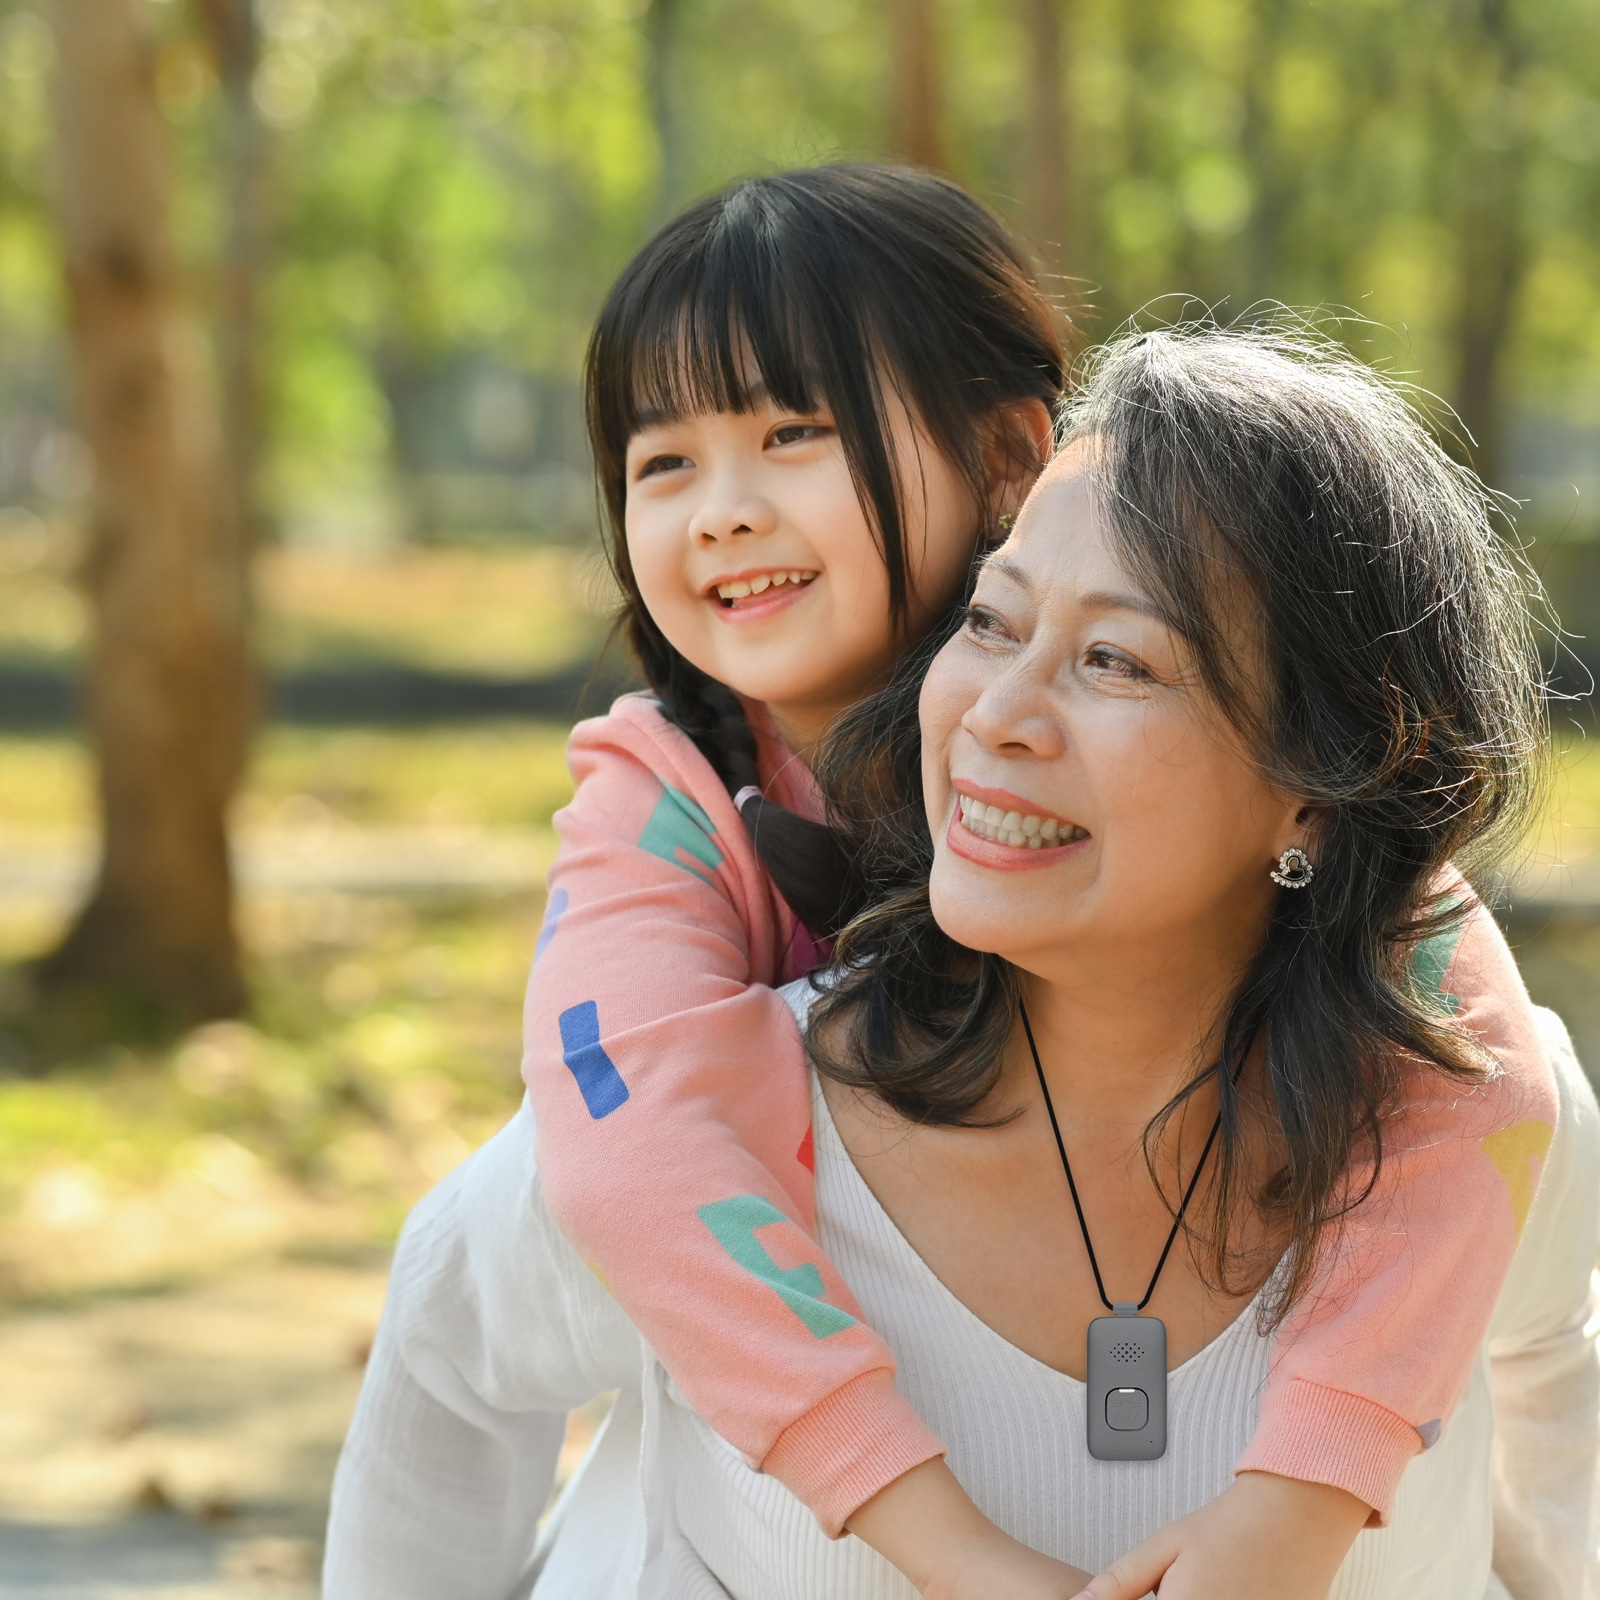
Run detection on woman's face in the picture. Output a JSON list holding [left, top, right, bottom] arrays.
[[920, 444, 1305, 983]]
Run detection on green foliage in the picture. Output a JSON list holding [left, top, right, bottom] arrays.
[[3, 0, 1599, 540]]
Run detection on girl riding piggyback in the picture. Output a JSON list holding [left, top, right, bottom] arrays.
[[513, 168, 1553, 1595]]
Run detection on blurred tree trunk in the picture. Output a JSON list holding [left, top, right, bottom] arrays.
[[646, 0, 686, 219], [40, 0, 252, 1031], [1021, 0, 1071, 280], [891, 0, 944, 171], [1450, 0, 1527, 488], [1240, 0, 1289, 307], [195, 0, 265, 553]]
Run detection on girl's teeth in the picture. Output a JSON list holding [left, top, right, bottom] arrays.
[[716, 570, 818, 601], [1040, 818, 1058, 841]]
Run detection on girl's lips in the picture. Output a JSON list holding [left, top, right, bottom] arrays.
[[709, 577, 816, 626], [944, 805, 1086, 873]]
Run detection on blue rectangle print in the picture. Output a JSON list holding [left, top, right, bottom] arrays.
[[558, 1001, 630, 1119]]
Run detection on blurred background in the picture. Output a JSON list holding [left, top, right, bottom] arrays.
[[1, 0, 1599, 1592]]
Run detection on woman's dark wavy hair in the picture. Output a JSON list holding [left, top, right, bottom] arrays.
[[809, 322, 1549, 1326], [586, 164, 1065, 936]]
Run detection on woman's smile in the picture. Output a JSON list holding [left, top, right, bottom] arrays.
[[948, 781, 1089, 872], [953, 783, 1088, 849], [945, 804, 1090, 872]]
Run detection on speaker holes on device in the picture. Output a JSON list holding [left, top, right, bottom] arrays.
[[1110, 1342, 1143, 1362]]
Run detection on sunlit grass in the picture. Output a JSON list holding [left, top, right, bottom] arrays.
[[240, 721, 579, 832], [256, 543, 619, 676], [0, 892, 541, 1296], [0, 721, 580, 837], [0, 539, 620, 678]]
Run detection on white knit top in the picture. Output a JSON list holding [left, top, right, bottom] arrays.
[[322, 1003, 1600, 1600], [651, 1053, 1500, 1599]]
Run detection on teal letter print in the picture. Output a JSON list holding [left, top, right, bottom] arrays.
[[1409, 904, 1465, 1016], [697, 1195, 857, 1339], [638, 786, 723, 882]]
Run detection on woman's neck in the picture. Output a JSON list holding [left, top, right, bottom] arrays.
[[1012, 931, 1255, 1132]]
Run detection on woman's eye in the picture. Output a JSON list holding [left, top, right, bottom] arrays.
[[636, 453, 690, 479], [1084, 644, 1150, 680], [962, 604, 1011, 642]]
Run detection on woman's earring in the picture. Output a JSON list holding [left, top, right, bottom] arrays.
[[997, 512, 1014, 533], [1270, 847, 1314, 889]]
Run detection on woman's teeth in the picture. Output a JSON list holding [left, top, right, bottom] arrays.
[[957, 793, 1086, 850], [715, 570, 816, 601]]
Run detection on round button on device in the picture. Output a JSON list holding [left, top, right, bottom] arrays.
[[1105, 1387, 1149, 1431]]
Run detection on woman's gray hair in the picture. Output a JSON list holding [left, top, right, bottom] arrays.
[[809, 319, 1550, 1328]]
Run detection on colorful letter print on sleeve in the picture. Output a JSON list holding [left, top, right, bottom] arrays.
[[558, 1000, 630, 1119], [698, 1194, 858, 1339], [638, 785, 723, 882]]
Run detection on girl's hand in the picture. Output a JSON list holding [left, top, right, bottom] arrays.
[[929, 1527, 1096, 1600], [1070, 1471, 1372, 1600], [847, 1459, 1094, 1598]]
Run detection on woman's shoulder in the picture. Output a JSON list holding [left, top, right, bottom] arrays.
[[778, 975, 824, 1034]]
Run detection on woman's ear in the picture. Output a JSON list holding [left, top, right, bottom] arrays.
[[1274, 801, 1324, 861], [985, 398, 1056, 520]]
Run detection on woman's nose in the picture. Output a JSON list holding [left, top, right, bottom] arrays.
[[960, 669, 1066, 759]]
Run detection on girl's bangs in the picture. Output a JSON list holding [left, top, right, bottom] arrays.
[[609, 246, 839, 443]]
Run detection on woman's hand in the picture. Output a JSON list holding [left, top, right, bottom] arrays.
[[1070, 1471, 1371, 1600], [847, 1459, 1094, 1598]]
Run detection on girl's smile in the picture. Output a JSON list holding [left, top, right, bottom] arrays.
[[707, 566, 819, 623]]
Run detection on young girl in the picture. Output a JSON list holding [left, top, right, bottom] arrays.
[[331, 168, 1564, 1595]]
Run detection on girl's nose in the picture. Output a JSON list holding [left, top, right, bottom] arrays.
[[960, 668, 1066, 761], [687, 478, 778, 546]]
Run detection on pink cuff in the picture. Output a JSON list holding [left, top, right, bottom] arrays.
[[1235, 1377, 1423, 1527], [760, 1369, 947, 1537]]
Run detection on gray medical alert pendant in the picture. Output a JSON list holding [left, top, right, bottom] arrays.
[[1086, 1304, 1167, 1461]]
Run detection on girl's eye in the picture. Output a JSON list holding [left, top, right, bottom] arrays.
[[769, 422, 828, 447], [1084, 644, 1151, 680], [636, 453, 690, 479]]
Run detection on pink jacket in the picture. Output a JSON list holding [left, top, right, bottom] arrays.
[[524, 694, 1558, 1535]]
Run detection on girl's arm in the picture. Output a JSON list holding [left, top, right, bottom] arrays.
[[322, 1101, 641, 1600], [1073, 923, 1581, 1600], [1234, 896, 1561, 1523], [523, 697, 943, 1536]]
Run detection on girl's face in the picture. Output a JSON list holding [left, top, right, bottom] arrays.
[[919, 444, 1305, 984], [624, 390, 982, 752]]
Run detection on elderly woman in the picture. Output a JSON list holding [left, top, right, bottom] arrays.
[[324, 330, 1598, 1600]]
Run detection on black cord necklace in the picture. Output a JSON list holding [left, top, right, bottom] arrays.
[[1019, 999, 1238, 1462]]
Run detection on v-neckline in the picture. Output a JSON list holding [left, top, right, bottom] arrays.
[[809, 1071, 1275, 1391]]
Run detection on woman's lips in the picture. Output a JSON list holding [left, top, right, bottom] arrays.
[[944, 800, 1088, 872]]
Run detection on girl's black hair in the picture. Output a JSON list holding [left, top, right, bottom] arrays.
[[585, 164, 1065, 935], [809, 322, 1549, 1327]]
